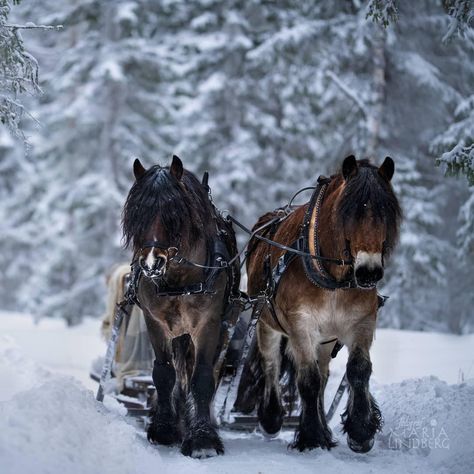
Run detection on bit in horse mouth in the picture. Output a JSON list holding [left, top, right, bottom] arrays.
[[356, 281, 377, 289]]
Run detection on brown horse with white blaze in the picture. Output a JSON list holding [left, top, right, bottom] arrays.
[[239, 156, 401, 453]]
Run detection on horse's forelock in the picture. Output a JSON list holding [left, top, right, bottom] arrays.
[[122, 165, 211, 250], [336, 161, 402, 250]]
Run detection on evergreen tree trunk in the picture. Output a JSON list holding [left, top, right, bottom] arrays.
[[366, 25, 387, 158]]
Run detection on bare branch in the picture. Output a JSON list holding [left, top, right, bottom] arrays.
[[325, 70, 368, 118], [4, 23, 63, 31]]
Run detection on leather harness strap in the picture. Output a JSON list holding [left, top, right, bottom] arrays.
[[300, 176, 356, 290], [271, 176, 355, 297]]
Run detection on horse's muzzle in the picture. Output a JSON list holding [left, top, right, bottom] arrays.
[[354, 265, 384, 289], [140, 255, 167, 279]]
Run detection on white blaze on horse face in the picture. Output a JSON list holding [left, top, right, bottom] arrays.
[[145, 248, 156, 269], [355, 251, 382, 270]]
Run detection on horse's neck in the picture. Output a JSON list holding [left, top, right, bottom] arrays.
[[182, 236, 209, 262], [168, 235, 210, 284]]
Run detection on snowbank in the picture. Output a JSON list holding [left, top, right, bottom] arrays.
[[0, 312, 104, 393], [0, 336, 161, 474], [376, 377, 474, 473]]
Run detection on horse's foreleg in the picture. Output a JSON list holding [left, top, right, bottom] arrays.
[[316, 344, 332, 416], [180, 325, 224, 458], [342, 343, 382, 453], [148, 355, 182, 445], [291, 362, 336, 451], [290, 341, 335, 452], [257, 322, 284, 437], [143, 317, 181, 445]]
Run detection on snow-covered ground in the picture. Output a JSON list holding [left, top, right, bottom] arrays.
[[1, 311, 473, 473]]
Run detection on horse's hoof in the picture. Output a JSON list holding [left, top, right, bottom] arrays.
[[189, 448, 220, 459], [347, 436, 374, 453], [181, 428, 224, 458], [258, 422, 280, 439], [147, 422, 181, 446], [289, 429, 336, 452]]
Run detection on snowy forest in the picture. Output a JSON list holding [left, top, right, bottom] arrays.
[[0, 0, 473, 333]]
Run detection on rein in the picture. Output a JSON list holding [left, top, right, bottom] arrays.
[[227, 214, 352, 267], [227, 176, 355, 286]]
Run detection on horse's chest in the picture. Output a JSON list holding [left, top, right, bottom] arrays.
[[145, 298, 199, 336], [294, 294, 367, 341]]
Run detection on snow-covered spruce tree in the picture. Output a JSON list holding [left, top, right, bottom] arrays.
[[0, 0, 40, 137], [373, 0, 474, 331], [433, 95, 474, 185], [432, 94, 474, 255], [0, 0, 60, 315], [362, 0, 474, 332], [430, 16, 474, 333], [0, 128, 31, 311], [6, 0, 180, 323]]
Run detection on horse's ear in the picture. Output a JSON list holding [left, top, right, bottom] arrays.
[[133, 158, 146, 180], [170, 154, 183, 181], [342, 155, 358, 181], [379, 156, 395, 182]]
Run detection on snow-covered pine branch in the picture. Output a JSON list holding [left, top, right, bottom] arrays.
[[442, 0, 474, 42], [0, 0, 58, 138], [4, 22, 62, 30], [432, 95, 474, 186], [366, 0, 399, 27]]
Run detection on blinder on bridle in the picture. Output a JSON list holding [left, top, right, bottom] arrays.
[[343, 239, 353, 263], [138, 240, 179, 280]]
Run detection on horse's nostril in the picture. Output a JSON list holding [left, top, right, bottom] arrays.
[[154, 257, 166, 272], [355, 266, 384, 287]]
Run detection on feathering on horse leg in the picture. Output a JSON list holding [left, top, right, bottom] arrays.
[[181, 327, 224, 458], [147, 354, 181, 445], [142, 315, 181, 446], [342, 343, 382, 453], [257, 320, 284, 437]]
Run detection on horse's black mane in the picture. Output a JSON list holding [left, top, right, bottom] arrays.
[[337, 160, 402, 253], [122, 165, 214, 250]]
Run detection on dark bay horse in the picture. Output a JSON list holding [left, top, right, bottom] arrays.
[[238, 156, 401, 453], [122, 155, 239, 457]]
